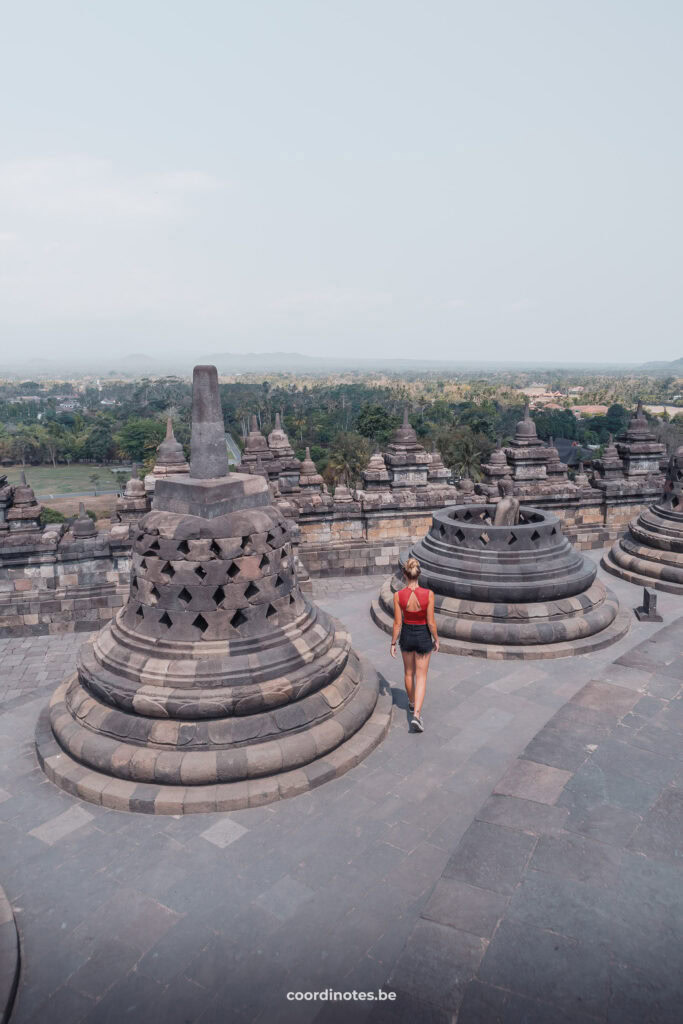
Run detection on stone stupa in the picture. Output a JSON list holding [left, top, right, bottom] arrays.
[[372, 480, 629, 659], [37, 366, 390, 813], [602, 445, 683, 594], [144, 417, 189, 495]]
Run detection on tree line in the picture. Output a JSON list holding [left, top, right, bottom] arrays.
[[1, 375, 680, 487]]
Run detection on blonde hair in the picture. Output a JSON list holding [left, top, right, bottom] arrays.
[[404, 557, 421, 580]]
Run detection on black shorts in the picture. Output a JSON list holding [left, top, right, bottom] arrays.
[[399, 624, 434, 654]]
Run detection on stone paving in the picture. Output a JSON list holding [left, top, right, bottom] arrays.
[[0, 561, 681, 1022], [382, 620, 683, 1022]]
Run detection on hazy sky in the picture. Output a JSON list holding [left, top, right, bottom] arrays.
[[1, 1, 681, 364]]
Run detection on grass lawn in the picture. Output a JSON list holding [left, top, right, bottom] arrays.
[[3, 464, 126, 497]]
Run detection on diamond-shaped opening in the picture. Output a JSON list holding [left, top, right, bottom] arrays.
[[266, 604, 277, 619], [463, 510, 472, 521], [149, 539, 160, 551], [136, 604, 144, 618], [140, 558, 147, 570], [194, 565, 207, 580], [244, 581, 259, 599], [213, 585, 225, 605], [159, 611, 173, 628], [130, 576, 138, 590], [259, 554, 270, 570], [178, 587, 192, 605], [161, 561, 175, 578], [673, 496, 680, 508], [240, 535, 251, 552], [266, 530, 276, 545], [454, 528, 465, 543], [550, 527, 557, 536], [280, 547, 287, 559], [227, 562, 240, 579], [193, 613, 208, 634], [230, 608, 248, 630], [438, 524, 446, 537], [507, 532, 517, 546], [530, 529, 541, 543], [210, 540, 222, 558], [289, 594, 296, 605], [143, 547, 159, 556], [150, 584, 160, 603], [177, 539, 190, 555], [479, 531, 490, 546], [274, 575, 283, 589], [136, 532, 145, 543]]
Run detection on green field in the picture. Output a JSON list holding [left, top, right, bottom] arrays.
[[3, 464, 125, 497]]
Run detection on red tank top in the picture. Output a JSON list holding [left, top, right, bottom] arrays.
[[398, 586, 430, 625]]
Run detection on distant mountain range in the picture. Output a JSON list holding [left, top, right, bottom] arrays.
[[0, 350, 644, 378], [639, 356, 683, 372]]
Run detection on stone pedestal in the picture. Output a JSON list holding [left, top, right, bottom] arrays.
[[372, 503, 628, 659], [38, 366, 390, 813]]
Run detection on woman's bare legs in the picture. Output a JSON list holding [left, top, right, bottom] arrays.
[[413, 652, 431, 716], [401, 650, 416, 707]]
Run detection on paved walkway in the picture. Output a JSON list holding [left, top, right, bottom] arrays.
[[0, 560, 680, 1022], [382, 620, 683, 1023]]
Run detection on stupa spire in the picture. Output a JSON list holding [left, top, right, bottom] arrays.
[[189, 365, 229, 479]]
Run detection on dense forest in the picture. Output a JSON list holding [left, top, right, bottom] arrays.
[[1, 374, 681, 487]]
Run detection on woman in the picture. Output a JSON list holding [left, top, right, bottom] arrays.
[[390, 557, 439, 732]]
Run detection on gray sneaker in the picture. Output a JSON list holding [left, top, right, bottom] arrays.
[[411, 713, 424, 733]]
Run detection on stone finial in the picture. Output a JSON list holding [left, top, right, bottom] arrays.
[[402, 407, 409, 428], [72, 501, 97, 538], [333, 484, 354, 503], [189, 365, 229, 480], [155, 417, 186, 465], [275, 411, 282, 430], [124, 464, 146, 498], [301, 447, 317, 475]]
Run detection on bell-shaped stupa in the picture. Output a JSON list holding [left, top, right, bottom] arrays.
[[602, 445, 683, 594], [37, 366, 390, 813], [372, 491, 628, 659]]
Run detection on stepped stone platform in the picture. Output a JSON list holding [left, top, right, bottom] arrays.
[[36, 367, 390, 813], [0, 886, 19, 1024], [603, 446, 683, 595], [372, 502, 629, 659], [1, 565, 681, 1022]]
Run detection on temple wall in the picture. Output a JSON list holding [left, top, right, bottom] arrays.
[[0, 539, 130, 637], [0, 490, 664, 635]]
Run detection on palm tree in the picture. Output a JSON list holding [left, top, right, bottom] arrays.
[[453, 435, 483, 481]]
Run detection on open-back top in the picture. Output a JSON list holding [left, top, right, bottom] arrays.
[[397, 585, 430, 625]]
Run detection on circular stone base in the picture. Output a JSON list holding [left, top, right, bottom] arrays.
[[602, 547, 683, 596], [0, 886, 20, 1024], [370, 594, 630, 660], [36, 658, 392, 814]]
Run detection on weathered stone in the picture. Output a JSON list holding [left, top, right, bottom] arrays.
[[373, 501, 628, 658], [39, 364, 389, 812], [189, 365, 229, 479]]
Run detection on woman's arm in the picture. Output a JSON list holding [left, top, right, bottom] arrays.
[[427, 591, 439, 652], [391, 592, 402, 658]]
